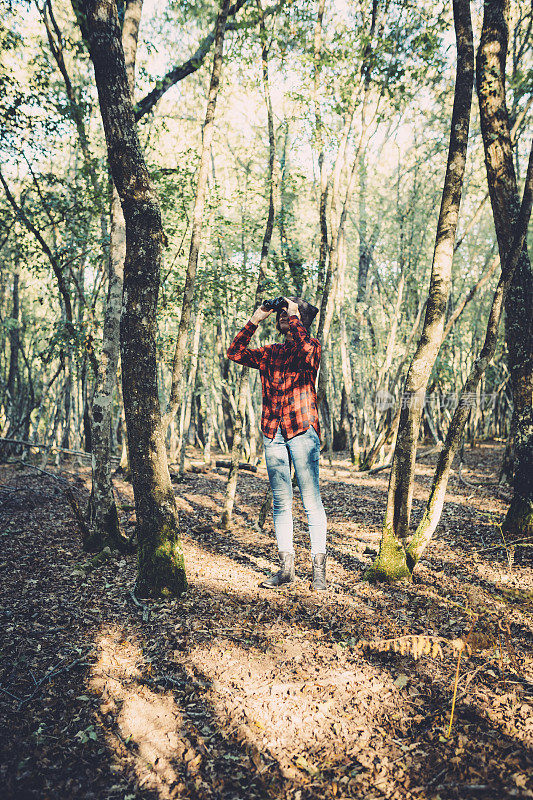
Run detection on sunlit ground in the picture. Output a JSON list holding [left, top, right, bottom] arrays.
[[1, 443, 532, 799]]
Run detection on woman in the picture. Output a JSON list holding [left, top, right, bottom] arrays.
[[227, 296, 327, 591]]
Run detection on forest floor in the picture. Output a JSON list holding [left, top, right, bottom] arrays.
[[0, 442, 532, 800]]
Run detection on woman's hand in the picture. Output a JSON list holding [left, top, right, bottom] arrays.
[[250, 305, 273, 325], [285, 298, 300, 319]]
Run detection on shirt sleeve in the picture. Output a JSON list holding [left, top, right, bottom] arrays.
[[227, 320, 266, 369], [287, 316, 321, 370]]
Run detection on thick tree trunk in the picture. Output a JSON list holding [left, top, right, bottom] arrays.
[[163, 0, 231, 434], [76, 0, 186, 597], [86, 0, 141, 553], [366, 0, 474, 582], [407, 144, 532, 567], [476, 0, 533, 541]]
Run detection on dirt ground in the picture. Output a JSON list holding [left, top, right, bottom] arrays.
[[0, 442, 532, 800]]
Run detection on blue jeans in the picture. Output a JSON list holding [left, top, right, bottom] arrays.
[[263, 425, 327, 557]]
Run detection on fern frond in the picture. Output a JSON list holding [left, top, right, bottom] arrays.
[[356, 634, 477, 660]]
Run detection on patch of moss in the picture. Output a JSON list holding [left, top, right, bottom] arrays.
[[363, 526, 412, 583]]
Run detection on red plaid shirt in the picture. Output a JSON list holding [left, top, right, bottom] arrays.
[[227, 316, 321, 440]]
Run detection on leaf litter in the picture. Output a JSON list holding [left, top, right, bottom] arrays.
[[0, 442, 532, 800]]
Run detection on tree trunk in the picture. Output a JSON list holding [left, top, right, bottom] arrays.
[[476, 0, 533, 541], [87, 185, 129, 550], [5, 266, 20, 443], [217, 315, 234, 450], [220, 0, 276, 529], [315, 4, 377, 460], [366, 0, 474, 582], [176, 309, 203, 476], [75, 0, 186, 597], [81, 358, 92, 452], [163, 0, 231, 434], [313, 0, 328, 298], [86, 0, 141, 553], [407, 144, 532, 567], [61, 354, 72, 451], [337, 232, 358, 462]]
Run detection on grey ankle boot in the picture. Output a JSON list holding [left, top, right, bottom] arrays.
[[261, 551, 295, 588], [311, 553, 327, 590]]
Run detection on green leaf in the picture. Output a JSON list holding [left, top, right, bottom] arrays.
[[394, 674, 409, 689], [294, 755, 319, 775]]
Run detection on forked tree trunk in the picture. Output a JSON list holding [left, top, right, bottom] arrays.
[[366, 0, 474, 582], [86, 0, 141, 552], [477, 0, 533, 541], [75, 0, 186, 597], [163, 0, 231, 435], [407, 145, 532, 567]]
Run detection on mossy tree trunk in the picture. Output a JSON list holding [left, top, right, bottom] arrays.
[[477, 0, 533, 542], [75, 0, 186, 597], [366, 0, 474, 583]]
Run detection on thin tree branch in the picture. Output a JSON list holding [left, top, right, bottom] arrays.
[[0, 169, 74, 325], [133, 0, 289, 120]]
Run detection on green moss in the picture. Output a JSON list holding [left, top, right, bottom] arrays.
[[363, 526, 412, 583], [136, 520, 187, 599]]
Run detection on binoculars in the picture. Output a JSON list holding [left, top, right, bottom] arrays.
[[262, 296, 288, 312]]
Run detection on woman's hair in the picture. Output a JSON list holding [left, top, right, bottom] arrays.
[[276, 296, 319, 332]]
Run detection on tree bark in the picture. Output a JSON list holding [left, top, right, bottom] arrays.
[[366, 0, 474, 582], [75, 0, 186, 597], [176, 309, 203, 475], [477, 0, 533, 541], [86, 0, 141, 553]]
